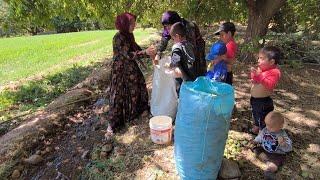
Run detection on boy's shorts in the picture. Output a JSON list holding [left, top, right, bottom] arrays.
[[250, 96, 274, 129], [226, 71, 233, 85], [253, 146, 285, 168]]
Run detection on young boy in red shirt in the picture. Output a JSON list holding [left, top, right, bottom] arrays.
[[213, 22, 238, 85], [250, 46, 282, 134]]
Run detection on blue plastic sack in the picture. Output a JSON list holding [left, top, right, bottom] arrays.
[[205, 61, 228, 82], [174, 77, 235, 180]]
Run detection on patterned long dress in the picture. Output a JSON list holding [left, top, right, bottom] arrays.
[[108, 32, 149, 130]]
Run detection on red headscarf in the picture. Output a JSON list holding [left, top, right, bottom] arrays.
[[115, 12, 141, 51]]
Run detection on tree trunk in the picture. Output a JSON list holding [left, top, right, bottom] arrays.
[[245, 0, 286, 43], [242, 0, 286, 62]]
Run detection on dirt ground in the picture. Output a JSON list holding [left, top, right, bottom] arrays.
[[4, 61, 317, 179], [230, 62, 320, 179]]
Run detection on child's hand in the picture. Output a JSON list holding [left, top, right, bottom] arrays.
[[251, 67, 261, 76], [278, 136, 286, 146], [250, 139, 258, 145], [164, 63, 170, 68], [250, 67, 262, 83], [207, 62, 213, 71], [250, 67, 257, 82], [248, 139, 259, 149], [153, 54, 160, 65], [155, 54, 160, 61], [213, 56, 222, 64], [174, 68, 182, 78], [256, 67, 262, 74]]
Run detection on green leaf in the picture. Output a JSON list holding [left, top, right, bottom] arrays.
[[301, 171, 309, 178]]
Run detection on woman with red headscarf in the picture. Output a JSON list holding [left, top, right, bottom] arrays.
[[106, 13, 154, 136]]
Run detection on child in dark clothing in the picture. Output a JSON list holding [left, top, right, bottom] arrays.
[[165, 22, 196, 88], [253, 111, 292, 180], [250, 46, 281, 134]]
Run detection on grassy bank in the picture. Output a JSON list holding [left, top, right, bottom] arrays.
[[0, 28, 157, 124]]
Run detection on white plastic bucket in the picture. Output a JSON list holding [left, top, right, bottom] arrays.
[[149, 116, 173, 144]]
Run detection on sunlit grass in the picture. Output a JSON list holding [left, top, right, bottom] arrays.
[[0, 28, 156, 85], [0, 28, 156, 123]]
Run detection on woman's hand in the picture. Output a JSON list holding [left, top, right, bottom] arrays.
[[146, 45, 156, 56]]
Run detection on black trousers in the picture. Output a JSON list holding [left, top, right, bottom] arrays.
[[226, 71, 233, 85], [250, 96, 274, 129]]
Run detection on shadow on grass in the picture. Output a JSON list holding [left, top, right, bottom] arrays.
[[8, 55, 165, 179], [0, 62, 103, 135]]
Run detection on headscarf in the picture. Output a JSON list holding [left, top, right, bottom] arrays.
[[115, 12, 140, 51], [161, 11, 181, 25], [161, 11, 182, 40]]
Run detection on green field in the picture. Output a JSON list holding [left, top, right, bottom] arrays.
[[0, 29, 156, 124], [0, 28, 155, 85]]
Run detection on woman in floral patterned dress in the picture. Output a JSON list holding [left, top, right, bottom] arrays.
[[106, 12, 154, 136]]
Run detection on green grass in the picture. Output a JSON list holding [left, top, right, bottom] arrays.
[[0, 28, 156, 124], [0, 28, 155, 85], [0, 64, 93, 108]]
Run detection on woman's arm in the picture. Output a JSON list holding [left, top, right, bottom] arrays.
[[113, 33, 150, 61], [156, 36, 170, 56], [135, 49, 148, 59], [133, 45, 156, 60]]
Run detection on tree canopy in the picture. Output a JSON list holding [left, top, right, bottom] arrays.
[[0, 0, 319, 39]]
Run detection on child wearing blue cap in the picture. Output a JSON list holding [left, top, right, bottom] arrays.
[[205, 41, 228, 82]]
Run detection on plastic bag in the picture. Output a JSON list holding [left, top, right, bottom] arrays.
[[174, 77, 234, 179], [206, 61, 228, 82], [150, 56, 178, 119]]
